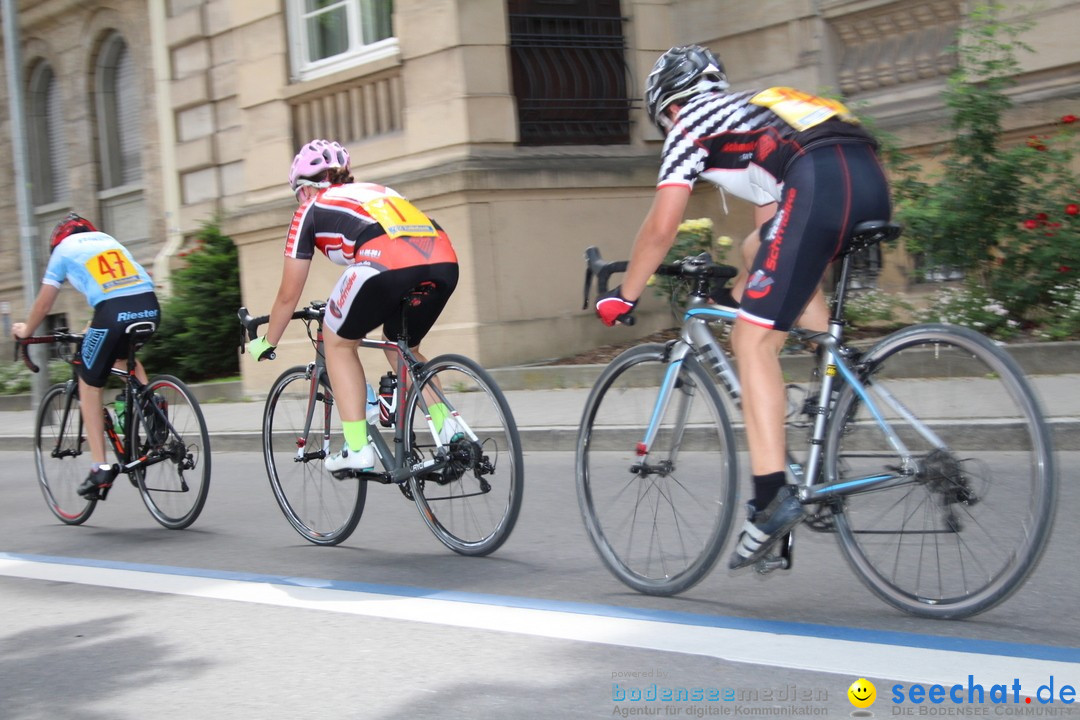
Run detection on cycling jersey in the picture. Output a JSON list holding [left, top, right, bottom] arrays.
[[285, 182, 456, 268], [658, 87, 877, 205], [284, 182, 460, 343], [43, 231, 154, 307]]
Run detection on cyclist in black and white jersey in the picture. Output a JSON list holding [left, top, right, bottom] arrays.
[[595, 45, 892, 570]]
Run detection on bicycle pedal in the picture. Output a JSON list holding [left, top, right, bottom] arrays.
[[754, 554, 790, 574]]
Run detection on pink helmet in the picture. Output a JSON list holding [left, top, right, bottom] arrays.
[[288, 139, 351, 192]]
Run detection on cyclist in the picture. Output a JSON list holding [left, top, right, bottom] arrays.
[[594, 45, 892, 569], [247, 139, 460, 473], [12, 213, 160, 497]]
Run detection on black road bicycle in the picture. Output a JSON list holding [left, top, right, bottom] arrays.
[[19, 326, 211, 529], [239, 292, 524, 555]]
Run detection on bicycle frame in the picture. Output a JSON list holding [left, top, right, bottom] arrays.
[[287, 311, 479, 486], [637, 249, 943, 508]]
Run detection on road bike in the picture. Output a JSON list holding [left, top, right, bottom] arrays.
[[577, 220, 1056, 618], [19, 326, 211, 529], [238, 293, 524, 555]]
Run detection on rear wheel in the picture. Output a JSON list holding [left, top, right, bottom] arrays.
[[404, 354, 523, 556], [35, 382, 96, 525], [264, 366, 366, 545], [827, 324, 1056, 618], [135, 375, 211, 529]]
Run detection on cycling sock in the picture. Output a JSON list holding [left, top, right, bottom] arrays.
[[751, 471, 787, 512], [429, 402, 450, 433], [342, 420, 369, 450]]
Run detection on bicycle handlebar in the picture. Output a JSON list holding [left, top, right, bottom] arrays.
[[237, 302, 327, 360], [13, 329, 83, 373], [582, 246, 739, 326]]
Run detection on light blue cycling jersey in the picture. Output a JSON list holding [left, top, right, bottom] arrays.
[[43, 231, 154, 307]]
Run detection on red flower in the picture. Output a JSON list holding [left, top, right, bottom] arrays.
[[1063, 115, 1078, 124], [1027, 136, 1048, 151], [1036, 212, 1049, 223], [1023, 219, 1039, 229], [1060, 266, 1071, 273], [1067, 204, 1080, 216]]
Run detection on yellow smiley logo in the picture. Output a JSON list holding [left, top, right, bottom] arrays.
[[848, 678, 876, 708]]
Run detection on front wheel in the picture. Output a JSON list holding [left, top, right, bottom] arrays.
[[576, 344, 738, 596], [263, 365, 366, 545], [35, 382, 97, 525], [135, 375, 212, 529], [405, 354, 524, 556], [827, 324, 1056, 618]]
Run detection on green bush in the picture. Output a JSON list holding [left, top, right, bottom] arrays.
[[650, 218, 734, 314], [842, 289, 912, 331], [141, 219, 241, 381]]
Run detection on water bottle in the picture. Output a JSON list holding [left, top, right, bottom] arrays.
[[365, 383, 380, 424], [378, 372, 397, 427], [113, 393, 126, 435]]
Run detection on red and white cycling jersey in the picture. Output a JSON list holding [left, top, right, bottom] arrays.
[[284, 182, 455, 269]]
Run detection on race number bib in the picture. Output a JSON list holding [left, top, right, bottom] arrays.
[[85, 249, 141, 293], [361, 197, 437, 239], [750, 87, 856, 131]]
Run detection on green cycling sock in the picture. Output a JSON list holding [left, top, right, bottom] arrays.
[[429, 402, 450, 433], [342, 420, 369, 451]]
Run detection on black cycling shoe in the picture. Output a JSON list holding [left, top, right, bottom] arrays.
[[729, 485, 806, 570], [77, 464, 119, 498]]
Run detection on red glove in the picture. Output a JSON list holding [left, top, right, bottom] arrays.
[[595, 287, 637, 326]]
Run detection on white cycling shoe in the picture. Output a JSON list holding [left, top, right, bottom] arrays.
[[438, 416, 465, 446], [325, 443, 375, 474]]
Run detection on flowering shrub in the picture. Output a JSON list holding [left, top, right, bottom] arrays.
[[890, 3, 1080, 337], [843, 289, 912, 331], [915, 286, 1019, 339], [1033, 282, 1080, 341]]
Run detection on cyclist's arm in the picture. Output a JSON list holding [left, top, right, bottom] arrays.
[[12, 283, 60, 339], [264, 256, 311, 347], [619, 185, 691, 302]]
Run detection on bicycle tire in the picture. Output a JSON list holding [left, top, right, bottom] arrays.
[[35, 382, 97, 525], [576, 344, 738, 596], [263, 365, 366, 545], [826, 323, 1056, 618], [405, 354, 523, 556], [135, 375, 212, 529]]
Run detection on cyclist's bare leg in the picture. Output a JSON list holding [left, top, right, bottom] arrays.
[[730, 320, 789, 476], [324, 326, 365, 423], [112, 358, 149, 385], [78, 378, 109, 465], [381, 342, 445, 409]]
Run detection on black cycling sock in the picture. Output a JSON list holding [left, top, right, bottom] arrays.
[[752, 471, 787, 512]]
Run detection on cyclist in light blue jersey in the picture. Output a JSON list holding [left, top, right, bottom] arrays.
[[12, 213, 160, 497]]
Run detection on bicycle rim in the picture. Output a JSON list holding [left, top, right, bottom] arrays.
[[405, 354, 523, 556], [827, 324, 1056, 618], [35, 383, 96, 525], [576, 344, 738, 596], [136, 375, 212, 529], [264, 366, 366, 545]]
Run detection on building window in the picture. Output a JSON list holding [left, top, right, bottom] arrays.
[[508, 0, 633, 146], [96, 33, 142, 189], [287, 0, 396, 82], [27, 62, 69, 205]]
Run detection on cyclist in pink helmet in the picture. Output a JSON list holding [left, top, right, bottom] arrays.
[[248, 139, 459, 474]]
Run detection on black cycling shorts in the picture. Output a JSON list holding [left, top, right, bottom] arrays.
[[738, 141, 892, 332], [324, 262, 459, 344], [77, 292, 160, 387]]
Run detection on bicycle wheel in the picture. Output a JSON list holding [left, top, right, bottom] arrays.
[[35, 382, 97, 525], [577, 344, 738, 596], [404, 354, 523, 556], [134, 375, 212, 529], [264, 365, 366, 545], [827, 323, 1056, 618]]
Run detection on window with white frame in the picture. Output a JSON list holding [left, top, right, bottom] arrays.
[[287, 0, 396, 82]]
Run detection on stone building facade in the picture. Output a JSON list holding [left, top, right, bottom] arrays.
[[1, 0, 1077, 396]]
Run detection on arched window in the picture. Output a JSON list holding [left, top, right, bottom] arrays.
[[94, 32, 149, 257], [96, 33, 142, 188], [27, 61, 69, 205]]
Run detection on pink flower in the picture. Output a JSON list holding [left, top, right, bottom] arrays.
[[1023, 219, 1039, 230], [1067, 204, 1080, 216]]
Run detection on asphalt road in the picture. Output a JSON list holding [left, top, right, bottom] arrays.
[[1, 450, 1078, 719]]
